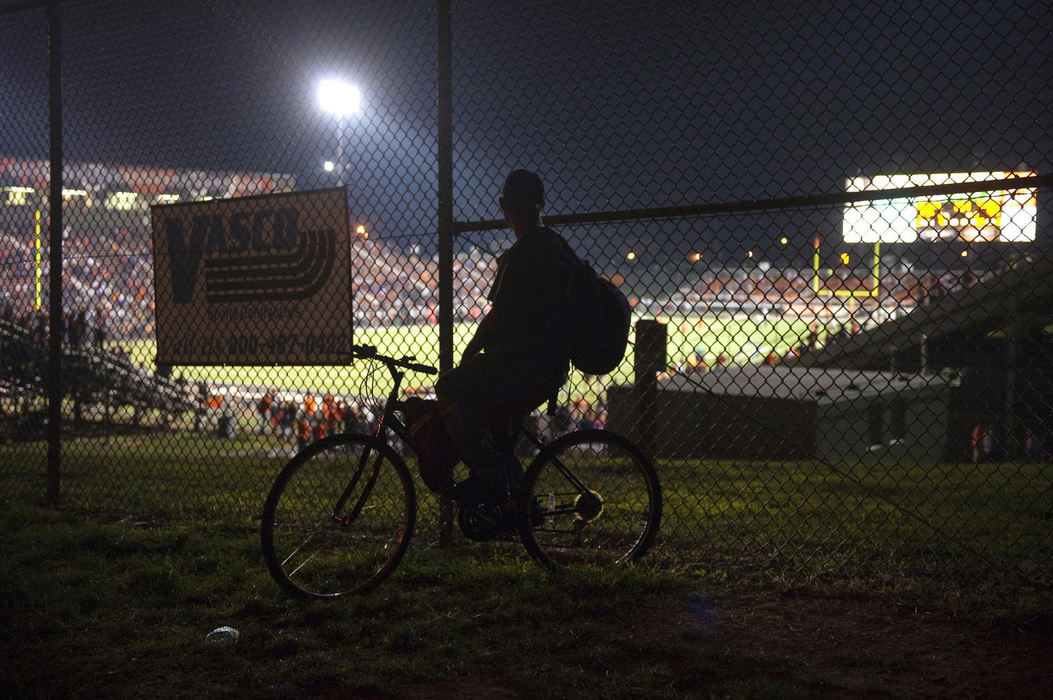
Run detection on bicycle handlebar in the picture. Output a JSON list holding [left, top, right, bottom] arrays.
[[351, 344, 438, 376]]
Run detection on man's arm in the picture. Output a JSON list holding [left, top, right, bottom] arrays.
[[462, 306, 502, 359]]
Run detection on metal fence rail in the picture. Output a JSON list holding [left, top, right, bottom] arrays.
[[0, 0, 1050, 593]]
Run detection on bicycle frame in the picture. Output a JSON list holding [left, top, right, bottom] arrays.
[[331, 344, 593, 508], [326, 345, 435, 523]]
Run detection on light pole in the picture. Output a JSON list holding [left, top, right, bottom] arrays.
[[317, 79, 361, 188]]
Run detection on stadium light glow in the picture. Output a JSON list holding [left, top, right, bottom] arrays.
[[317, 79, 361, 117], [323, 160, 335, 172], [5, 186, 32, 205], [626, 251, 636, 261], [107, 191, 140, 210]]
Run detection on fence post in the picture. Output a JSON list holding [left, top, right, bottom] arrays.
[[436, 0, 453, 377], [435, 0, 455, 546], [46, 0, 63, 505], [634, 319, 666, 459]]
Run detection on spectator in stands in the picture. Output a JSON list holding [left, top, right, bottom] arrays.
[[93, 310, 107, 349], [297, 415, 311, 451], [551, 405, 572, 438], [805, 322, 821, 350], [982, 423, 996, 460], [345, 403, 369, 435], [257, 391, 274, 435], [1022, 428, 1038, 461], [311, 415, 327, 443], [196, 381, 209, 432], [284, 400, 299, 437], [33, 312, 46, 343], [269, 399, 284, 433], [322, 394, 340, 434], [971, 421, 995, 464], [577, 407, 602, 431], [69, 310, 85, 350]]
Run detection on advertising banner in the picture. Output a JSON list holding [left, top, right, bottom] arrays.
[[152, 188, 352, 365]]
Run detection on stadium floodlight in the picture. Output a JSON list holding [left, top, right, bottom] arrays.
[[317, 79, 362, 188], [317, 79, 361, 117]]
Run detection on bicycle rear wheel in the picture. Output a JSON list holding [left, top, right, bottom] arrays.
[[260, 433, 416, 597], [517, 429, 661, 571]]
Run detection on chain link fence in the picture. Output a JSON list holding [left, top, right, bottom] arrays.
[[1, 0, 1050, 593]]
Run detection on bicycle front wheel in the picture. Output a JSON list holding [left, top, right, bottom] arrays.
[[260, 433, 416, 597], [518, 429, 661, 571]]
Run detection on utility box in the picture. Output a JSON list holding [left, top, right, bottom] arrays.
[[606, 366, 953, 461]]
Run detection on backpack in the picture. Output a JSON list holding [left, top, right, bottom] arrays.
[[402, 396, 458, 494], [558, 243, 632, 376]]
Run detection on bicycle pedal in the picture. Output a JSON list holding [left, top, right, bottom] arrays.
[[457, 501, 512, 541]]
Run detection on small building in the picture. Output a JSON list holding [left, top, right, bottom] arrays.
[[606, 365, 954, 461]]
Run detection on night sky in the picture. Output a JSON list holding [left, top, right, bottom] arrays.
[[1, 0, 1050, 272]]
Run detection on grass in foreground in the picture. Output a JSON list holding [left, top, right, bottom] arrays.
[[2, 502, 1051, 700], [2, 429, 1051, 603], [0, 502, 706, 699]]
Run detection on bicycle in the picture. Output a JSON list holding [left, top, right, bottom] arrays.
[[260, 344, 662, 598]]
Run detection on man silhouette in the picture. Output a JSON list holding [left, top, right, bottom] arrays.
[[436, 169, 570, 503]]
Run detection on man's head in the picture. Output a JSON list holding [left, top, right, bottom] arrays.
[[500, 169, 544, 222]]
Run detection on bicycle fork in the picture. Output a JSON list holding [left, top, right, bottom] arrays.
[[330, 444, 384, 526]]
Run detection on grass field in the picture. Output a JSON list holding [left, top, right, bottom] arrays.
[[124, 313, 812, 404], [3, 430, 1049, 599], [2, 426, 1051, 697]]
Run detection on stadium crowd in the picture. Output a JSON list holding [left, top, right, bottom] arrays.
[[3, 219, 1026, 445]]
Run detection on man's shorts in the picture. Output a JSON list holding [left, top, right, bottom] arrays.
[[435, 351, 563, 427]]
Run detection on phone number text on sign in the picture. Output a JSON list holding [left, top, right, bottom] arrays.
[[165, 334, 350, 362]]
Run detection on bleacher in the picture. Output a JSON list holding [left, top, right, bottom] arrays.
[[796, 252, 1053, 372], [0, 318, 191, 418]]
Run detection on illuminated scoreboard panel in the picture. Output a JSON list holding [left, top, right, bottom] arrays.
[[843, 172, 1037, 243]]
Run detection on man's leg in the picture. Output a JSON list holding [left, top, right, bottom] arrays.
[[435, 354, 556, 500], [435, 355, 505, 492]]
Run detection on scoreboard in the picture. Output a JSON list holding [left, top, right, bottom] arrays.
[[843, 171, 1037, 243]]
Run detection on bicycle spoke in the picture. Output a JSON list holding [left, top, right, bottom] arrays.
[[519, 430, 661, 571], [261, 434, 416, 597]]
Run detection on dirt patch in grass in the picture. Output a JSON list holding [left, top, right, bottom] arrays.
[[622, 589, 1053, 698], [403, 588, 1053, 699]]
